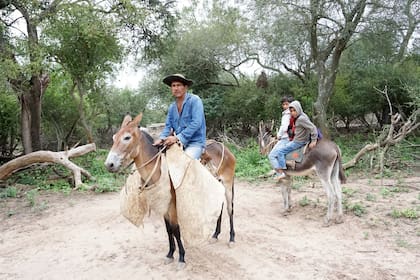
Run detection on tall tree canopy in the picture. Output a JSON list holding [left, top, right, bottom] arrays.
[[0, 0, 175, 153], [251, 0, 419, 137]]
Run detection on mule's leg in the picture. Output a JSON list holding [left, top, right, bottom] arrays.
[[225, 179, 235, 245], [164, 217, 176, 264], [211, 204, 224, 242], [331, 160, 344, 224], [172, 223, 186, 269]]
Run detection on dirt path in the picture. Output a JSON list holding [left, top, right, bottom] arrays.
[[1, 177, 419, 280]]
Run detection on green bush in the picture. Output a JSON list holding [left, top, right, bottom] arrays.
[[231, 142, 271, 180], [391, 208, 418, 219], [0, 186, 18, 198], [349, 202, 366, 217]]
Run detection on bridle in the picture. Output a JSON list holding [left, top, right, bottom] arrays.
[[122, 145, 168, 191]]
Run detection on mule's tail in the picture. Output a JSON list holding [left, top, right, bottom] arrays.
[[336, 146, 346, 184]]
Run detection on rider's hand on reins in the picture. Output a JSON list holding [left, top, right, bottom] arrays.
[[153, 139, 163, 146], [163, 135, 178, 146]]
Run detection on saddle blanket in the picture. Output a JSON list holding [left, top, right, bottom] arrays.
[[285, 145, 305, 163]]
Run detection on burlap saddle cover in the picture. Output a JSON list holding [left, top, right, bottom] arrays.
[[120, 143, 225, 247], [165, 143, 225, 246]]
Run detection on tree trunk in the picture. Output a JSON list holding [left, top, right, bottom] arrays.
[[18, 74, 50, 153], [313, 79, 329, 139], [10, 4, 50, 154], [28, 75, 43, 151], [313, 70, 332, 139], [20, 94, 33, 154]]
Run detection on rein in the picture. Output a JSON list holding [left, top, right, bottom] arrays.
[[139, 151, 163, 191], [122, 145, 167, 191], [135, 145, 167, 173]]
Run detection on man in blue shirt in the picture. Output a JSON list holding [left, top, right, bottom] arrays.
[[153, 74, 206, 160]]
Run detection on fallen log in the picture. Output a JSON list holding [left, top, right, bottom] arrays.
[[0, 143, 96, 189]]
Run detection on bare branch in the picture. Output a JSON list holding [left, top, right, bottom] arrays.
[[0, 143, 96, 189]]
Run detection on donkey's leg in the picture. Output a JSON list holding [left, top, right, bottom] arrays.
[[331, 160, 344, 224], [279, 176, 292, 213], [211, 204, 224, 242], [317, 168, 336, 226], [164, 217, 176, 264]]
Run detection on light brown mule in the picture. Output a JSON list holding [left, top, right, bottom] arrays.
[[258, 121, 346, 226], [200, 139, 236, 245], [105, 114, 236, 268]]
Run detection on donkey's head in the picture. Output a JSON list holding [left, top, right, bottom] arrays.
[[105, 113, 143, 172], [257, 120, 277, 156]]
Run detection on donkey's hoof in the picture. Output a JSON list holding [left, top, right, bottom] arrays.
[[176, 262, 186, 271], [322, 217, 332, 227], [209, 237, 218, 244], [335, 216, 344, 224], [281, 208, 292, 216], [164, 257, 174, 265], [228, 241, 235, 248]]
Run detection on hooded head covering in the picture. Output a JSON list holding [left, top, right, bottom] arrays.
[[289, 100, 303, 116]]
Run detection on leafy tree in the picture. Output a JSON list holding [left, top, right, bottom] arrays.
[[251, 0, 419, 137], [0, 89, 19, 159], [157, 2, 252, 90], [42, 71, 79, 151], [0, 0, 175, 153], [43, 5, 123, 143], [333, 26, 420, 128]]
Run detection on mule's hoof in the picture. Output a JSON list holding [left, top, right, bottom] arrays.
[[335, 216, 344, 224], [209, 237, 218, 244], [228, 241, 235, 248], [164, 257, 174, 265], [176, 262, 186, 271]]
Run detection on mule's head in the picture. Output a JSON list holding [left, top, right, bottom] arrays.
[[257, 120, 277, 155], [105, 113, 143, 172]]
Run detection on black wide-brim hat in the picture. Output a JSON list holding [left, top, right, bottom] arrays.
[[162, 74, 193, 87]]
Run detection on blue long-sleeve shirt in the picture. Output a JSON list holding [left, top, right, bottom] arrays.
[[160, 92, 206, 148]]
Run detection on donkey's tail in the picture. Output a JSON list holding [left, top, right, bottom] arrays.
[[336, 146, 346, 184]]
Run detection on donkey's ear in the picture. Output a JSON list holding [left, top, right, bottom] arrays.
[[133, 113, 143, 126], [121, 114, 132, 128]]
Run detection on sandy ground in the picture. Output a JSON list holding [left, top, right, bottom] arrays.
[[1, 176, 419, 280]]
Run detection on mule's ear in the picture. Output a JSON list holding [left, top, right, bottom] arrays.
[[121, 114, 132, 128], [133, 113, 143, 126]]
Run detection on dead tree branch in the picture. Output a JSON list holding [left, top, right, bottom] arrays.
[[344, 87, 419, 170], [0, 143, 96, 189]]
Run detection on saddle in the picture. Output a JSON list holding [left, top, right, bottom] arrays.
[[285, 144, 308, 170], [200, 150, 212, 165], [200, 148, 222, 180]]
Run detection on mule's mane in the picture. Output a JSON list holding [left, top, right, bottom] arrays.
[[140, 129, 159, 153]]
